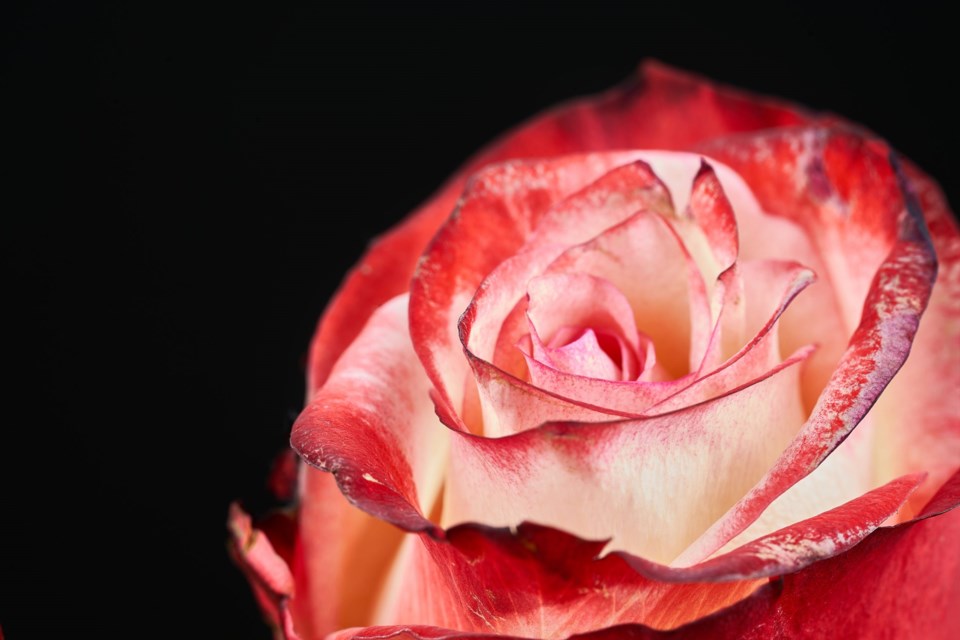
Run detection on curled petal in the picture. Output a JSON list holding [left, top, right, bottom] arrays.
[[871, 167, 960, 515], [687, 161, 739, 272], [292, 295, 446, 533], [648, 259, 815, 414]]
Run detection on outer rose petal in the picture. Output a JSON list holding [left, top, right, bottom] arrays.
[[372, 523, 762, 637], [639, 471, 960, 640], [292, 296, 446, 534], [228, 503, 300, 639], [619, 472, 924, 581], [872, 169, 960, 514], [676, 129, 939, 566], [314, 473, 960, 640], [293, 469, 407, 637], [371, 474, 938, 638], [292, 297, 449, 638]]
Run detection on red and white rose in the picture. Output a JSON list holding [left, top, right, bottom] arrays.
[[230, 61, 960, 639]]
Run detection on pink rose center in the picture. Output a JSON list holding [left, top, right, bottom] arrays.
[[542, 326, 651, 382], [517, 272, 662, 383]]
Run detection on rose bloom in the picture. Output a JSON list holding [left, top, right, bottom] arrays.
[[230, 62, 960, 639]]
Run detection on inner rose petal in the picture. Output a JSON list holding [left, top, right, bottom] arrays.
[[520, 273, 656, 382], [542, 211, 706, 379], [529, 327, 631, 381], [456, 153, 833, 439]]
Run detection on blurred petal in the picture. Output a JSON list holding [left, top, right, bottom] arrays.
[[228, 503, 299, 640]]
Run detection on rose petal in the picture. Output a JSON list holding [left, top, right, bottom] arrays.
[[641, 472, 960, 640], [443, 352, 807, 564], [291, 295, 456, 638], [228, 503, 299, 639], [293, 469, 407, 637], [675, 129, 939, 566], [372, 524, 760, 637], [621, 472, 924, 580], [328, 627, 510, 640], [293, 295, 447, 531], [525, 272, 642, 363], [647, 259, 815, 414], [871, 168, 960, 516], [687, 161, 739, 273], [703, 410, 879, 558], [683, 164, 747, 372], [578, 489, 959, 640]]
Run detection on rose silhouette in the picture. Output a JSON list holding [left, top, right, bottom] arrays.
[[230, 61, 960, 639]]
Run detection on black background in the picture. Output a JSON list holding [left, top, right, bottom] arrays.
[[3, 2, 956, 638]]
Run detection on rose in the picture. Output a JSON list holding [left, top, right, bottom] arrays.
[[229, 61, 960, 639], [232, 60, 959, 639]]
